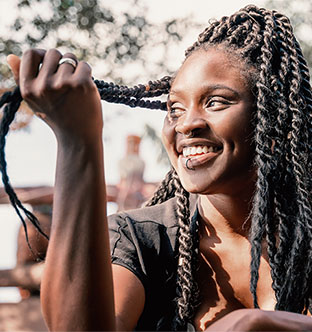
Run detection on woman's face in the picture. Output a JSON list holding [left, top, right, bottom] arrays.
[[162, 48, 256, 195]]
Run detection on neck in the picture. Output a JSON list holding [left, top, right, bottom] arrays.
[[198, 189, 254, 238]]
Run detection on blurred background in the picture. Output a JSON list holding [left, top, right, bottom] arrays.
[[0, 0, 311, 330]]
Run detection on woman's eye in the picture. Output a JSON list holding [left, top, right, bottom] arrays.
[[206, 98, 229, 109], [168, 103, 185, 118]]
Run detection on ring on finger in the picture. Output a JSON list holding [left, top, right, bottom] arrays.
[[58, 57, 77, 69]]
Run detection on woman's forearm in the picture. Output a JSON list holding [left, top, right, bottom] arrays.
[[41, 136, 115, 331], [205, 308, 312, 331], [258, 310, 312, 331]]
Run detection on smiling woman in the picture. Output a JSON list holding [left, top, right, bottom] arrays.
[[163, 49, 256, 195], [0, 4, 312, 332]]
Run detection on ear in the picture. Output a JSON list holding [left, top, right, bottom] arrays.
[[7, 54, 21, 85]]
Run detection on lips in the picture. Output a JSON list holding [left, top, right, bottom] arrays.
[[178, 140, 223, 170], [183, 145, 220, 158]]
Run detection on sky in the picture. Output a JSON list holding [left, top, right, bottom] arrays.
[[0, 0, 267, 302]]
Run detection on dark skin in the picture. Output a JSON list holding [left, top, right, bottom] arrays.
[[7, 47, 312, 331]]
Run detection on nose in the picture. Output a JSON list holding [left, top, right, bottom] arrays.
[[175, 108, 207, 136]]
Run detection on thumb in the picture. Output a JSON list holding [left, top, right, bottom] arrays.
[[7, 54, 21, 85]]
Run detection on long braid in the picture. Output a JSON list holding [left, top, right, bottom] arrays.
[[0, 87, 48, 246], [249, 9, 279, 308], [172, 171, 199, 329], [146, 168, 200, 330], [263, 32, 288, 301]]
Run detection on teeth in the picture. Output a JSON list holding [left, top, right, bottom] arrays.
[[182, 145, 220, 157], [196, 147, 202, 154]]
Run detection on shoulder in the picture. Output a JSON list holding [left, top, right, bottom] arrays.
[[108, 197, 186, 294], [108, 193, 198, 228], [108, 196, 180, 229], [108, 194, 197, 256]]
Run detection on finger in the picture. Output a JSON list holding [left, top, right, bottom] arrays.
[[38, 48, 62, 78], [71, 61, 99, 97], [7, 54, 21, 85], [20, 49, 46, 81], [57, 53, 78, 77], [71, 61, 93, 86]]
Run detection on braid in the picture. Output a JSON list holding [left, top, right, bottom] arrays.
[[172, 171, 199, 330], [263, 19, 290, 300], [95, 76, 170, 110], [146, 168, 200, 330], [0, 87, 48, 246], [247, 9, 273, 308]]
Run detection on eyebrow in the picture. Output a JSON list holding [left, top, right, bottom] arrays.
[[169, 84, 240, 99]]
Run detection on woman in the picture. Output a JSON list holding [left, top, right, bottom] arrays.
[[4, 4, 312, 331]]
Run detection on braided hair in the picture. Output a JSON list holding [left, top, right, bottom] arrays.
[[1, 4, 312, 330]]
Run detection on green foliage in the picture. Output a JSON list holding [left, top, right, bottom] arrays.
[[0, 0, 199, 86]]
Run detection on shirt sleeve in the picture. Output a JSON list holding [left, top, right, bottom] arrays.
[[108, 213, 149, 290]]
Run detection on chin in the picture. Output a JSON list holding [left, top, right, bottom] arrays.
[[178, 168, 256, 196], [179, 176, 216, 195]]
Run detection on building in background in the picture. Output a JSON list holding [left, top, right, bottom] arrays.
[[117, 134, 146, 211]]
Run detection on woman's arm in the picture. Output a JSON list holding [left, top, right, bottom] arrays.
[[42, 131, 115, 331], [20, 48, 115, 331], [8, 49, 145, 331], [205, 309, 312, 331]]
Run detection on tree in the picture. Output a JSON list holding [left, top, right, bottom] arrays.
[[0, 0, 199, 86]]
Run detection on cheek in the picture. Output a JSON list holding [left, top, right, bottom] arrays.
[[161, 116, 176, 151], [219, 107, 253, 143], [162, 117, 181, 171]]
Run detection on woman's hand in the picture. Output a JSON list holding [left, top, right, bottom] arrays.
[[205, 309, 312, 331], [8, 49, 102, 142]]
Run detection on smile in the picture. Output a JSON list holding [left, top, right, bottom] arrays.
[[180, 144, 223, 170], [183, 145, 221, 158]]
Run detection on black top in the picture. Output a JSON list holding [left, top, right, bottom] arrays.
[[108, 195, 198, 331]]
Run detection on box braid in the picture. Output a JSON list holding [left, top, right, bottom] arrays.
[[146, 168, 200, 330], [1, 4, 312, 330]]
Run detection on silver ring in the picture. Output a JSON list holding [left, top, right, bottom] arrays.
[[58, 57, 77, 69], [186, 158, 195, 171]]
